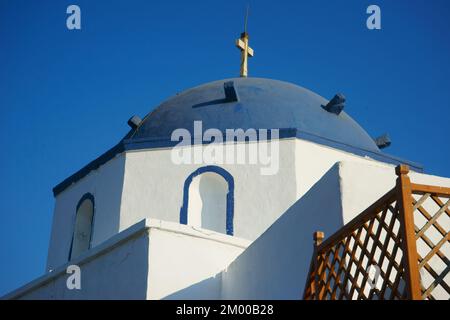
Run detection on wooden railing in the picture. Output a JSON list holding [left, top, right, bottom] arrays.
[[303, 165, 450, 300]]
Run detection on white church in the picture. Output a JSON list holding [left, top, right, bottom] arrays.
[[3, 31, 450, 300]]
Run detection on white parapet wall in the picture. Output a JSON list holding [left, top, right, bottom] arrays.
[[147, 220, 250, 300], [4, 219, 150, 300], [3, 219, 250, 300]]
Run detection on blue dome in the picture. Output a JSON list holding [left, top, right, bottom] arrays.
[[54, 77, 424, 196], [131, 77, 379, 152]]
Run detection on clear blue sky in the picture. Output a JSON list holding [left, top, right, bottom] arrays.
[[1, 0, 449, 296]]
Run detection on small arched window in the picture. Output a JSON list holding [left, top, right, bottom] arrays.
[[69, 193, 95, 260], [180, 166, 234, 235], [188, 172, 228, 233]]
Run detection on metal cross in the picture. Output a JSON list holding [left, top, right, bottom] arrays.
[[236, 32, 254, 77]]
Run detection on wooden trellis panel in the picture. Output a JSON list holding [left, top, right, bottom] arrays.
[[411, 183, 450, 300], [303, 165, 450, 300]]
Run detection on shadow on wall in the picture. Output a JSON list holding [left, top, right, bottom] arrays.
[[162, 273, 222, 300]]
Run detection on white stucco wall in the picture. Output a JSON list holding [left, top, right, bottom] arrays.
[[119, 138, 403, 243], [6, 219, 249, 300], [294, 139, 399, 198], [12, 138, 450, 299], [119, 140, 298, 241], [45, 137, 429, 273], [146, 220, 250, 300], [47, 154, 126, 271], [339, 161, 450, 224]]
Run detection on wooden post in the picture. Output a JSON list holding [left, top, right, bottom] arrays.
[[303, 231, 325, 300], [314, 231, 325, 246], [395, 165, 422, 300], [313, 231, 325, 300]]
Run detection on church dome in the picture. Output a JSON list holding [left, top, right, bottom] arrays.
[[53, 77, 423, 197], [130, 77, 379, 152]]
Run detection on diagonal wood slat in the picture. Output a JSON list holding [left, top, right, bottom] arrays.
[[415, 198, 450, 240]]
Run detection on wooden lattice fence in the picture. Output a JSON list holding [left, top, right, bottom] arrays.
[[303, 165, 450, 300]]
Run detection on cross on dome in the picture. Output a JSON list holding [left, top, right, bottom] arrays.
[[235, 6, 254, 77]]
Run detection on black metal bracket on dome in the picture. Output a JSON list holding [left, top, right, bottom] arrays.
[[322, 93, 346, 115], [127, 115, 142, 129], [192, 81, 239, 108], [374, 133, 392, 149]]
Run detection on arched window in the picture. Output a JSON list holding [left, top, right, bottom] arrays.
[[69, 193, 95, 260], [180, 166, 234, 235]]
